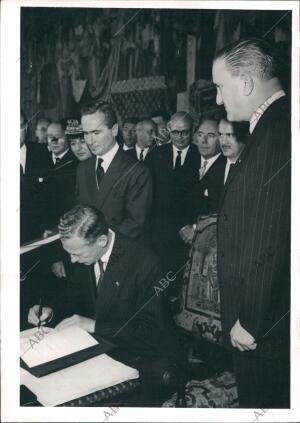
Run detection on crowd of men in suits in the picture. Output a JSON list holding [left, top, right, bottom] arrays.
[[21, 38, 290, 408]]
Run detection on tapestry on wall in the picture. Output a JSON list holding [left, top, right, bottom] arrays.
[[110, 76, 168, 123]]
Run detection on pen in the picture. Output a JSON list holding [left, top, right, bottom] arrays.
[[37, 296, 42, 328]]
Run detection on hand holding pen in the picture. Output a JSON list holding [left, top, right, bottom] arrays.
[[27, 304, 54, 327]]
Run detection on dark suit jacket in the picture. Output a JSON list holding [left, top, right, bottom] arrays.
[[20, 142, 51, 243], [148, 143, 201, 234], [125, 145, 157, 166], [217, 96, 290, 358], [76, 147, 152, 240], [52, 234, 181, 361], [43, 149, 78, 229], [186, 154, 226, 222]]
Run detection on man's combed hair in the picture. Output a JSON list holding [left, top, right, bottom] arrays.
[[170, 111, 194, 128], [81, 101, 117, 129], [215, 38, 279, 81], [59, 204, 108, 243]]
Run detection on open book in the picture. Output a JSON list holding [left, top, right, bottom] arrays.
[[20, 354, 139, 406], [20, 326, 139, 406], [20, 326, 115, 377]]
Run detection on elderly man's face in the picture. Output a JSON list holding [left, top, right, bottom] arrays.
[[122, 122, 137, 148], [136, 121, 156, 148], [47, 124, 68, 156], [168, 117, 192, 150], [212, 58, 247, 122], [218, 120, 245, 161], [195, 120, 220, 159], [61, 234, 107, 266]]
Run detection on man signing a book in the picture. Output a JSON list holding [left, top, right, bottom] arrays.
[[28, 204, 182, 370]]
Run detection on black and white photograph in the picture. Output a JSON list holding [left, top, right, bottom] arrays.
[[1, 0, 300, 421]]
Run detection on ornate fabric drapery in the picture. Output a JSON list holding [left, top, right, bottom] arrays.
[[175, 214, 222, 345]]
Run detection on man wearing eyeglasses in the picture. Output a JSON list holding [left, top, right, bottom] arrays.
[[148, 112, 200, 287]]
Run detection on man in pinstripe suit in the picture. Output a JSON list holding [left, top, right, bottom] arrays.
[[212, 38, 290, 407]]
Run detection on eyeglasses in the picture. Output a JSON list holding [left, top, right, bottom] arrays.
[[197, 131, 217, 140], [170, 129, 191, 138]]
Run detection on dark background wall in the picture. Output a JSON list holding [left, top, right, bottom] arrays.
[[21, 7, 291, 127]]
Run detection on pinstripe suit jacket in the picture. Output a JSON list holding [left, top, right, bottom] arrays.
[[217, 97, 290, 357]]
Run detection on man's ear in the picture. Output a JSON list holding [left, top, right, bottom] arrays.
[[240, 73, 254, 96], [99, 234, 109, 248], [112, 123, 118, 137], [166, 122, 172, 132]]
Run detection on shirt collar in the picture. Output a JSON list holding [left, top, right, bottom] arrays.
[[136, 145, 149, 154], [101, 229, 115, 264], [96, 142, 119, 173], [52, 149, 69, 162], [201, 153, 221, 167], [20, 143, 27, 155], [20, 143, 27, 169], [249, 90, 286, 134], [123, 144, 133, 151]]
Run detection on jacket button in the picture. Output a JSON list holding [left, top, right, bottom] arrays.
[[223, 213, 228, 221], [220, 250, 225, 258]]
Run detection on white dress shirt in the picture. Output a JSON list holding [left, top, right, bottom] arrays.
[[20, 144, 27, 173], [135, 145, 149, 160], [224, 159, 236, 184], [249, 90, 286, 134], [94, 229, 115, 285], [200, 153, 221, 177], [123, 144, 133, 151], [172, 145, 190, 168], [52, 149, 69, 165], [95, 142, 119, 173]]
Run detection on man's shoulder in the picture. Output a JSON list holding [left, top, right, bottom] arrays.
[[116, 148, 151, 179], [255, 96, 290, 134], [114, 233, 159, 266]]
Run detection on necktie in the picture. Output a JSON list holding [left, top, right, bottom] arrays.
[[54, 157, 61, 167], [139, 149, 144, 161], [174, 150, 182, 170], [225, 163, 235, 183], [199, 160, 208, 179], [97, 260, 105, 295], [96, 158, 104, 188]]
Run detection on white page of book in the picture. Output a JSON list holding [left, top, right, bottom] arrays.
[[20, 354, 139, 406], [20, 325, 98, 368]]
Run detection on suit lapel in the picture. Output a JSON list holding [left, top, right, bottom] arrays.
[[94, 149, 125, 210], [219, 134, 253, 207], [95, 235, 126, 317], [164, 143, 174, 171], [86, 265, 97, 303]]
